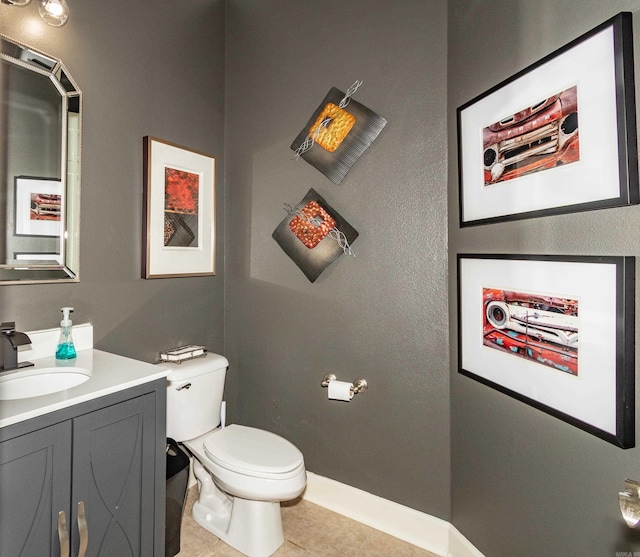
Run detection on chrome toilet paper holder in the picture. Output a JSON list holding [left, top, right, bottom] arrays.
[[321, 373, 368, 395]]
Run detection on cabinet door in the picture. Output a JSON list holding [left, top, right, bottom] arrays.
[[71, 393, 157, 557], [0, 421, 72, 557]]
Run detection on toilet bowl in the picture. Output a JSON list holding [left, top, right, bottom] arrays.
[[184, 425, 306, 557], [186, 425, 306, 500], [164, 354, 306, 557]]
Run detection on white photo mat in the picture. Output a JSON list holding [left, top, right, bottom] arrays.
[[458, 13, 637, 225], [457, 255, 634, 447], [15, 177, 63, 237], [143, 136, 215, 278]]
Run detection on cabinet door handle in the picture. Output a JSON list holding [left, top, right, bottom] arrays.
[[57, 511, 70, 557], [77, 501, 88, 557]]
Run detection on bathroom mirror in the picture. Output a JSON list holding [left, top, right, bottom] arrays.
[[0, 34, 81, 284]]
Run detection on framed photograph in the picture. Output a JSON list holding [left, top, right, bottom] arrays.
[[457, 12, 638, 226], [457, 254, 635, 448], [15, 177, 63, 237], [142, 136, 215, 278]]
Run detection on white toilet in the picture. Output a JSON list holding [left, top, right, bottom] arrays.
[[164, 353, 306, 557]]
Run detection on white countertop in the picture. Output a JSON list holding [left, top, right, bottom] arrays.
[[0, 349, 169, 429]]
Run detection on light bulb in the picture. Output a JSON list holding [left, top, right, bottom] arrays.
[[38, 0, 68, 27]]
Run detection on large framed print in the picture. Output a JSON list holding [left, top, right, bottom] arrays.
[[457, 12, 638, 226], [457, 254, 635, 448], [142, 136, 215, 278]]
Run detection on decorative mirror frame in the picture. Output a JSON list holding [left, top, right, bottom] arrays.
[[0, 34, 82, 285]]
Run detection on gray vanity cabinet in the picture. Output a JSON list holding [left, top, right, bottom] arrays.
[[0, 420, 72, 556], [0, 379, 166, 557]]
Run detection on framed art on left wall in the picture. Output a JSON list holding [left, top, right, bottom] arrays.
[[142, 136, 215, 278]]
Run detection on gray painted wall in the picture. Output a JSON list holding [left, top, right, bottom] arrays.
[[449, 1, 640, 555], [3, 0, 450, 524], [223, 0, 450, 518], [7, 1, 640, 554], [0, 0, 226, 362]]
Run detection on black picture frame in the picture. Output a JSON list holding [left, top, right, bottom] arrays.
[[457, 12, 638, 226], [457, 254, 635, 448]]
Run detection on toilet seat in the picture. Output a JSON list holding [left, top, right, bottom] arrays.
[[204, 424, 304, 480]]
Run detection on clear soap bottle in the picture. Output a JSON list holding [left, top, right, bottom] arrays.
[[55, 307, 77, 360]]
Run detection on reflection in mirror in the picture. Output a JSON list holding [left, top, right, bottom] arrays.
[[1, 34, 81, 284]]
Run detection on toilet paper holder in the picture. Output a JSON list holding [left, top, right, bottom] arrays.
[[321, 373, 368, 395]]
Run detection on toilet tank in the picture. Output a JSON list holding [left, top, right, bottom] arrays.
[[164, 353, 229, 442]]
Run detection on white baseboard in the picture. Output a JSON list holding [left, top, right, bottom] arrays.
[[303, 472, 484, 557], [185, 459, 483, 557], [447, 525, 486, 557]]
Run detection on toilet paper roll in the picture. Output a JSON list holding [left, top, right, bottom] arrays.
[[328, 380, 353, 401]]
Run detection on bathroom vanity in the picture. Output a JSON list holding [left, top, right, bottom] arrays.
[[0, 345, 169, 557]]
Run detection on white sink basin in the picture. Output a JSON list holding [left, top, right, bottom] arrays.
[[0, 366, 91, 400]]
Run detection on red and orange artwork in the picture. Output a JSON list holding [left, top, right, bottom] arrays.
[[30, 193, 61, 221], [165, 168, 199, 214], [482, 287, 579, 375], [289, 201, 336, 249], [482, 85, 580, 186], [164, 167, 200, 247]]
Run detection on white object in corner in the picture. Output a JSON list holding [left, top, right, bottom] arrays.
[[303, 472, 485, 557], [19, 323, 93, 362], [448, 525, 486, 557]]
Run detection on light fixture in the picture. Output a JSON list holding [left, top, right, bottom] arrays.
[[2, 0, 69, 26], [38, 0, 69, 27]]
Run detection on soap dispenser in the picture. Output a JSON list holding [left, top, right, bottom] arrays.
[[55, 307, 77, 360]]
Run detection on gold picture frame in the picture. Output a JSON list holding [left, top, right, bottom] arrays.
[[142, 136, 215, 278]]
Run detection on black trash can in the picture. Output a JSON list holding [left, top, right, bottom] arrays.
[[165, 438, 190, 557]]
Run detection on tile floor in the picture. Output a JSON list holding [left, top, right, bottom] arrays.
[[175, 487, 440, 557]]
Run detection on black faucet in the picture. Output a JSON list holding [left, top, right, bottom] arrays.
[[1, 322, 34, 372]]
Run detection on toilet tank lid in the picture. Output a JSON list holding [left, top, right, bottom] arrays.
[[163, 352, 229, 382]]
